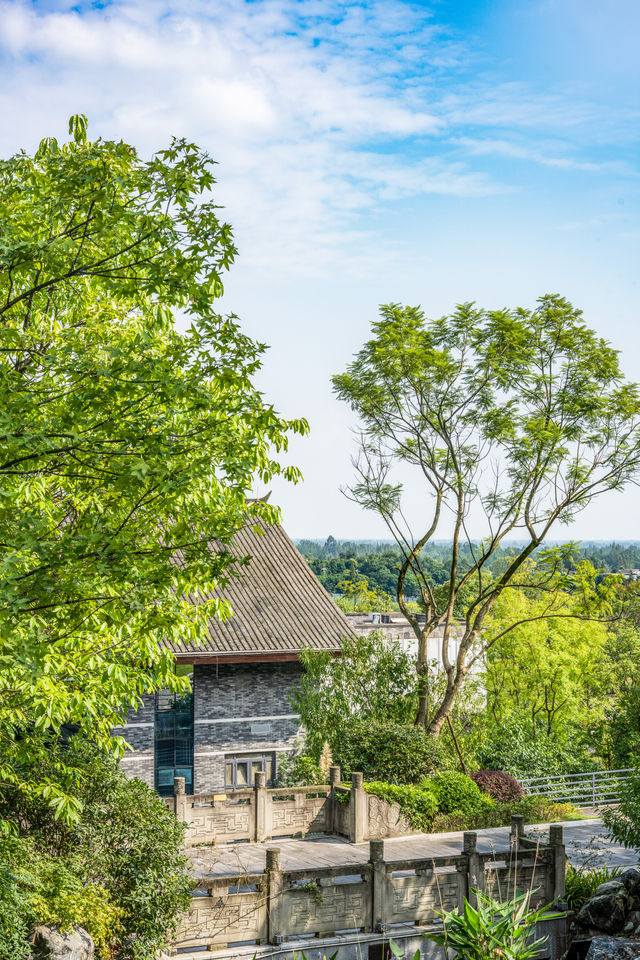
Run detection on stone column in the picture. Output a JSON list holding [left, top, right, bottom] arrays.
[[174, 777, 187, 823], [369, 839, 386, 933], [510, 814, 525, 843], [549, 824, 566, 902], [463, 831, 482, 908], [255, 771, 267, 842], [350, 772, 367, 843], [266, 848, 283, 945], [329, 765, 341, 835]]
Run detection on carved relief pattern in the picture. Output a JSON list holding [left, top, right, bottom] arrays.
[[271, 798, 329, 835], [367, 795, 416, 839], [186, 807, 252, 845], [484, 866, 548, 906], [286, 884, 368, 935], [390, 873, 458, 922], [174, 892, 266, 947]]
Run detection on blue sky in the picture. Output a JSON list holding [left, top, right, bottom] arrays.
[[1, 0, 639, 539]]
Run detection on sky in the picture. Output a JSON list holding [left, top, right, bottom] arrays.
[[1, 0, 639, 540]]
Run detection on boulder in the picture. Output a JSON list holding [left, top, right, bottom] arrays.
[[586, 937, 640, 960], [578, 891, 628, 934], [619, 867, 640, 902], [32, 926, 94, 960], [593, 880, 630, 903]]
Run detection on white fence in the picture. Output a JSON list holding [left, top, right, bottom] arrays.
[[520, 767, 633, 806]]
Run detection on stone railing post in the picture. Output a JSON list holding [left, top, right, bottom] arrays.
[[255, 771, 267, 842], [266, 848, 283, 945], [350, 772, 367, 843], [173, 777, 187, 823], [329, 765, 341, 834], [549, 824, 566, 902], [369, 839, 386, 933], [463, 831, 482, 908], [510, 814, 525, 847]]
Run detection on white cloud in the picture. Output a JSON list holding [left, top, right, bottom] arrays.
[[0, 0, 634, 279]]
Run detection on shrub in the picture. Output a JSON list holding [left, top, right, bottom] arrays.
[[424, 889, 561, 960], [423, 771, 484, 816], [275, 753, 323, 786], [364, 782, 437, 831], [471, 769, 524, 802], [603, 768, 640, 854], [565, 864, 621, 912], [0, 739, 192, 960], [331, 719, 444, 785]]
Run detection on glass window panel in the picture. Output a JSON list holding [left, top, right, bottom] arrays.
[[225, 764, 233, 787], [157, 767, 175, 787], [236, 762, 248, 786], [251, 760, 263, 783], [265, 760, 274, 783]]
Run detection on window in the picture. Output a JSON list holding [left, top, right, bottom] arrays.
[[154, 683, 194, 797], [225, 752, 276, 789]]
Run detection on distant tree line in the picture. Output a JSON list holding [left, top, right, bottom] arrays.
[[298, 537, 640, 600]]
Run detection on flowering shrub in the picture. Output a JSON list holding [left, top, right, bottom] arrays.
[[471, 769, 524, 802]]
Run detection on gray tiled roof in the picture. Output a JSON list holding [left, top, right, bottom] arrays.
[[171, 520, 354, 658]]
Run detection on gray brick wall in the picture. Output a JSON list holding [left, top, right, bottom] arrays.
[[114, 661, 305, 794], [114, 694, 155, 788], [193, 661, 304, 792]]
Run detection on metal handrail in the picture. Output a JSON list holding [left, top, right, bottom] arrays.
[[519, 767, 633, 805]]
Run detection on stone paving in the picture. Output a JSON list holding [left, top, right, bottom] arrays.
[[187, 818, 639, 880]]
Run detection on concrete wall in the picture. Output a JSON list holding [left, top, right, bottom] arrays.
[[116, 660, 305, 792]]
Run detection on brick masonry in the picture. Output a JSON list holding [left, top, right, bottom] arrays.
[[116, 661, 305, 793]]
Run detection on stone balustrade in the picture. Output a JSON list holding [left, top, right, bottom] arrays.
[[167, 766, 417, 847], [173, 822, 567, 954]]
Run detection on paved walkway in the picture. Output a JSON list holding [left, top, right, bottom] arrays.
[[187, 820, 638, 880]]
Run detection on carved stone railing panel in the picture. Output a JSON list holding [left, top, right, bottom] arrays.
[[174, 878, 267, 951], [388, 871, 459, 924], [284, 879, 370, 937], [366, 794, 417, 840]]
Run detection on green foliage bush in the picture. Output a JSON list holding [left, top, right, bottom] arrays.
[[477, 718, 599, 779], [602, 767, 640, 854], [0, 739, 192, 959], [331, 719, 444, 784], [422, 771, 484, 816], [364, 782, 437, 831], [275, 752, 323, 786], [564, 864, 621, 912]]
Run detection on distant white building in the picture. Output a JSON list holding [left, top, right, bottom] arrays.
[[343, 611, 480, 670]]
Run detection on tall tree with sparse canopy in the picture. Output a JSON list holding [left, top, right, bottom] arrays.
[[332, 297, 640, 735], [0, 115, 307, 821]]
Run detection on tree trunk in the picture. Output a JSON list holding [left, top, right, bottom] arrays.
[[427, 671, 462, 738], [414, 627, 429, 727]]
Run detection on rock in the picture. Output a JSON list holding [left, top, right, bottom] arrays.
[[32, 925, 94, 960], [586, 937, 640, 960], [578, 892, 628, 934], [620, 867, 640, 901], [593, 880, 629, 903]]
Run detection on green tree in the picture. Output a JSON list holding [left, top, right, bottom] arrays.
[[333, 297, 638, 734], [0, 116, 307, 821], [485, 582, 609, 739], [293, 632, 417, 758], [334, 575, 393, 612]]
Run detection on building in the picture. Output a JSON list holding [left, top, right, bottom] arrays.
[[116, 520, 354, 795]]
